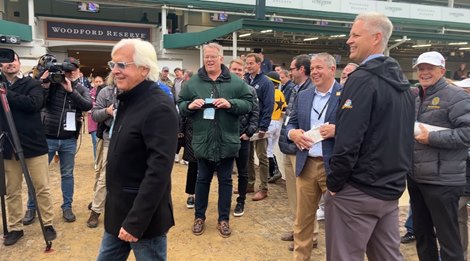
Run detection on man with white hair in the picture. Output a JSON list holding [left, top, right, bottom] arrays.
[[97, 38, 178, 260], [409, 51, 470, 261], [326, 12, 415, 260]]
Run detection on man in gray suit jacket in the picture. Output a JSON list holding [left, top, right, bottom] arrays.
[[286, 53, 341, 260]]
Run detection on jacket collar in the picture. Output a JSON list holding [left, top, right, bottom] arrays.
[[117, 80, 152, 101], [418, 78, 447, 98], [198, 64, 231, 82]]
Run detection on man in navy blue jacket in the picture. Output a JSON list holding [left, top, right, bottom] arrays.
[[245, 53, 274, 201]]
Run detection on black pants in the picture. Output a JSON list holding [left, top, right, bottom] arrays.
[[408, 176, 464, 261], [235, 140, 250, 204], [185, 161, 198, 195]]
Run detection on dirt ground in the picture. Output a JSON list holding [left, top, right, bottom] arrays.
[[0, 133, 464, 260]]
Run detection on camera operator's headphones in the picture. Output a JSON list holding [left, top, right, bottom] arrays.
[[33, 54, 58, 79]]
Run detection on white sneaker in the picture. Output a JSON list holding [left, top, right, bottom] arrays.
[[316, 208, 325, 221], [174, 154, 180, 162]]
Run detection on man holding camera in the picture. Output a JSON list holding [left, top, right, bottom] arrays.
[[25, 56, 92, 223], [0, 52, 56, 246]]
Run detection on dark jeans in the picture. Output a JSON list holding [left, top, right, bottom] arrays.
[[235, 140, 250, 204], [195, 158, 234, 222], [97, 231, 167, 261], [185, 161, 198, 195], [408, 176, 464, 261]]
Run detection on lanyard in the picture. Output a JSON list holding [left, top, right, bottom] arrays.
[[313, 98, 329, 120]]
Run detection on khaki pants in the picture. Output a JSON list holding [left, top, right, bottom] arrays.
[[294, 157, 326, 261], [248, 138, 269, 191], [91, 141, 108, 214], [5, 154, 54, 230], [283, 154, 297, 218]]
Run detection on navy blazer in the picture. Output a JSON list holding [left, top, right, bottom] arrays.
[[286, 81, 342, 176]]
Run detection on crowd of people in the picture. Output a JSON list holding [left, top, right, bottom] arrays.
[[1, 10, 470, 261]]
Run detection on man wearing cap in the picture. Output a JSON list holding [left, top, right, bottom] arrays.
[[173, 67, 184, 98], [25, 56, 92, 223], [159, 66, 173, 88], [409, 51, 470, 261]]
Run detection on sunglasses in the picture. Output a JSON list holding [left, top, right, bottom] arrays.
[[108, 61, 135, 70]]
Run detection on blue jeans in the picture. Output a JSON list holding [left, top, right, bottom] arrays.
[[195, 158, 234, 222], [97, 231, 167, 261], [90, 131, 97, 161], [28, 138, 77, 210], [405, 205, 414, 234]]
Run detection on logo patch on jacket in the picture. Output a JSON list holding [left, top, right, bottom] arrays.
[[428, 97, 440, 109], [341, 99, 353, 109]]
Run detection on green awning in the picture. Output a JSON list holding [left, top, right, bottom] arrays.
[[0, 20, 32, 42]]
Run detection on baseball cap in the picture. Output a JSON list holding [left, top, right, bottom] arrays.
[[453, 78, 470, 88], [162, 66, 169, 72], [174, 67, 182, 72], [64, 57, 80, 69], [266, 71, 281, 85], [413, 51, 445, 68]]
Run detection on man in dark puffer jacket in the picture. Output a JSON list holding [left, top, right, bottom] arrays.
[[409, 51, 470, 261]]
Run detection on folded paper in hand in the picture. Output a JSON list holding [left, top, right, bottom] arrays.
[[303, 122, 329, 144], [414, 122, 448, 136]]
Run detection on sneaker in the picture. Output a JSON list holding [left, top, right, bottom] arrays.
[[87, 210, 100, 228], [316, 208, 325, 221], [44, 226, 57, 241], [192, 218, 205, 236], [186, 196, 195, 209], [217, 220, 232, 238], [400, 232, 416, 244], [179, 160, 188, 165], [3, 230, 24, 246], [233, 203, 245, 217], [63, 208, 76, 222], [22, 209, 36, 225]]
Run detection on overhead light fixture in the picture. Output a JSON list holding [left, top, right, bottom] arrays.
[[260, 29, 272, 33], [303, 37, 319, 41], [449, 42, 468, 45], [412, 44, 431, 48], [239, 33, 251, 38], [459, 47, 470, 50], [394, 38, 410, 42], [330, 34, 346, 38]]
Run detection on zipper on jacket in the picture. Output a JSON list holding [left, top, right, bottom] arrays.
[[57, 93, 68, 138]]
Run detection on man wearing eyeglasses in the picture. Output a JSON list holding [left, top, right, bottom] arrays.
[[97, 38, 178, 260], [26, 56, 92, 224], [178, 42, 253, 238]]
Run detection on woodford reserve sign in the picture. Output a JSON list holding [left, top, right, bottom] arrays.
[[46, 21, 151, 42]]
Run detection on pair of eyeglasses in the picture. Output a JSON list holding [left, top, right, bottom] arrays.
[[108, 61, 135, 70]]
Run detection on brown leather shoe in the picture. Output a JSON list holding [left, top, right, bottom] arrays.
[[217, 220, 232, 238], [288, 241, 318, 251], [86, 210, 100, 228], [281, 231, 294, 241], [252, 190, 267, 201], [192, 218, 205, 236]]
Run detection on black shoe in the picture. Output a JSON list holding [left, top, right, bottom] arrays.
[[4, 230, 24, 246], [186, 196, 195, 209], [88, 202, 92, 210], [87, 210, 100, 228], [400, 232, 416, 244], [63, 209, 76, 222], [22, 209, 36, 225], [233, 203, 245, 217], [268, 173, 282, 183], [44, 226, 57, 241]]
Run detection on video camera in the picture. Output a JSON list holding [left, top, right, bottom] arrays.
[[38, 54, 77, 84], [0, 48, 15, 88]]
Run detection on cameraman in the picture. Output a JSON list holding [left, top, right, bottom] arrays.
[[25, 56, 92, 223], [0, 52, 56, 246]]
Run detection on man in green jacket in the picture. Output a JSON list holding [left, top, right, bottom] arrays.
[[178, 42, 253, 238]]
